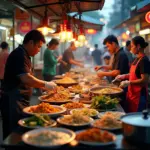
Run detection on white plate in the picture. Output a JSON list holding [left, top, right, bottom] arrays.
[[18, 117, 57, 129], [38, 96, 72, 104], [22, 128, 75, 148], [70, 108, 99, 118], [98, 111, 125, 120], [76, 129, 116, 146], [92, 119, 122, 131], [23, 105, 66, 117], [54, 75, 64, 79], [57, 115, 94, 127]]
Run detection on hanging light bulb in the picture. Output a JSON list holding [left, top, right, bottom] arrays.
[[59, 19, 73, 42], [78, 34, 86, 43], [37, 6, 55, 35], [77, 15, 86, 43]]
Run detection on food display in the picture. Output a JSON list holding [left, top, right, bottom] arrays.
[[91, 95, 119, 111], [18, 115, 56, 128], [76, 128, 116, 144], [21, 68, 128, 148], [22, 128, 75, 147], [93, 114, 122, 130], [62, 102, 85, 109], [70, 108, 99, 117], [57, 113, 93, 126], [92, 87, 123, 94], [99, 111, 125, 120]]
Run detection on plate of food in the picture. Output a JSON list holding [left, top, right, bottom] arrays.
[[38, 92, 72, 104], [70, 108, 99, 118], [55, 77, 78, 87], [23, 102, 66, 117], [68, 85, 83, 94], [92, 114, 122, 130], [76, 128, 116, 146], [61, 102, 90, 110], [22, 128, 75, 148], [18, 115, 57, 129], [91, 95, 119, 112], [57, 114, 93, 127], [98, 111, 125, 120], [54, 75, 64, 79]]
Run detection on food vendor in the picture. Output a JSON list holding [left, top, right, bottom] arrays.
[[115, 36, 149, 112], [0, 30, 57, 139], [42, 38, 62, 81], [95, 35, 129, 81], [59, 42, 84, 74]]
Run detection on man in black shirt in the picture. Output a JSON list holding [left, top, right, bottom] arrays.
[[95, 35, 129, 80], [59, 42, 84, 74], [1, 30, 57, 139]]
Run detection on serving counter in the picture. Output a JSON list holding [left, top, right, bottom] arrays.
[[1, 126, 150, 150]]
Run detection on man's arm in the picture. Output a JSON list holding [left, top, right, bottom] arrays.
[[130, 74, 149, 85], [97, 70, 120, 78], [95, 65, 112, 71], [19, 73, 45, 88], [69, 58, 84, 67]]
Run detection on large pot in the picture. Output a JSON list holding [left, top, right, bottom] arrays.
[[121, 110, 150, 144], [90, 85, 123, 98]]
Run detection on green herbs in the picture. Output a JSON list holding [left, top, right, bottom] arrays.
[[91, 95, 119, 110], [23, 115, 52, 127]]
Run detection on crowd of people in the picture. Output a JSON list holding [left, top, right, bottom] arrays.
[[0, 29, 149, 140]]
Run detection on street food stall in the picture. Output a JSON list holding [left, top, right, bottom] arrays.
[[1, 0, 150, 149], [1, 68, 150, 149]]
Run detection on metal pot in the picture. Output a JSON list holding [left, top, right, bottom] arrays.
[[121, 110, 150, 144]]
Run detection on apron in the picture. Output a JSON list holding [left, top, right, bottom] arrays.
[[126, 56, 148, 112]]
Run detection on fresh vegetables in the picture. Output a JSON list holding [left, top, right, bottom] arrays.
[[23, 115, 54, 127], [91, 95, 119, 110]]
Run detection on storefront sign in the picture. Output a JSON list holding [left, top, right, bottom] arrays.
[[145, 11, 150, 23], [19, 21, 31, 34], [15, 8, 30, 20]]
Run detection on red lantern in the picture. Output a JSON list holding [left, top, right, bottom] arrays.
[[145, 11, 150, 24], [86, 29, 97, 34]]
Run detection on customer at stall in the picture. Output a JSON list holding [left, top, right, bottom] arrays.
[[0, 42, 9, 88], [124, 40, 135, 66], [95, 35, 129, 80], [42, 38, 62, 81], [91, 44, 102, 65], [115, 36, 149, 112], [59, 41, 84, 74], [1, 30, 57, 139]]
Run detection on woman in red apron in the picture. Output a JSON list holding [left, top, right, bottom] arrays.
[[114, 36, 149, 112]]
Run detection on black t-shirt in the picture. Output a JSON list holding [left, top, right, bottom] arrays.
[[132, 56, 150, 78], [112, 48, 129, 75], [3, 45, 31, 92]]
